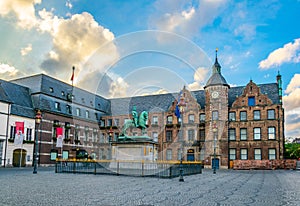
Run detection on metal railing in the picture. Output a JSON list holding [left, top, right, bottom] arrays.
[[55, 159, 202, 178]]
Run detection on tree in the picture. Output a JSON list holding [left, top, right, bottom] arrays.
[[284, 143, 300, 159]]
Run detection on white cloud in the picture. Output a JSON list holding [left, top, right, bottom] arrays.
[[259, 38, 300, 69], [234, 24, 256, 41], [65, 0, 73, 9], [149, 0, 227, 37], [38, 11, 119, 85], [188, 81, 203, 91], [188, 67, 209, 90], [283, 74, 300, 138], [285, 73, 300, 94], [109, 77, 129, 98], [194, 67, 209, 83], [283, 73, 300, 112], [20, 44, 32, 56], [0, 0, 41, 29], [0, 63, 18, 76]]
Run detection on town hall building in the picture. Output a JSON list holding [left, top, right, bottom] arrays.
[[0, 52, 284, 169]]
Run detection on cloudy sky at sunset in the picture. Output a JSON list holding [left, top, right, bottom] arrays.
[[0, 0, 299, 138]]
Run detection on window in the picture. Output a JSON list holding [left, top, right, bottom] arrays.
[[76, 108, 81, 116], [55, 102, 61, 111], [177, 149, 182, 160], [253, 110, 261, 120], [188, 129, 195, 141], [61, 91, 65, 96], [212, 111, 218, 120], [166, 149, 172, 160], [240, 149, 248, 160], [75, 125, 80, 141], [229, 149, 236, 160], [188, 114, 195, 123], [268, 149, 276, 160], [152, 132, 158, 142], [107, 119, 112, 127], [66, 105, 72, 114], [254, 128, 261, 140], [199, 129, 205, 142], [166, 131, 172, 142], [229, 112, 236, 121], [10, 126, 16, 139], [100, 119, 105, 127], [199, 113, 205, 122], [177, 130, 183, 142], [240, 111, 247, 121], [26, 128, 32, 141], [240, 128, 247, 140], [114, 119, 119, 126], [167, 116, 173, 124], [64, 126, 70, 140], [268, 127, 276, 140], [268, 109, 275, 119], [228, 128, 236, 141], [85, 110, 90, 118], [49, 87, 54, 93], [99, 133, 105, 143], [254, 149, 262, 160], [248, 96, 255, 106], [92, 129, 98, 142], [84, 126, 89, 141], [152, 116, 158, 125]]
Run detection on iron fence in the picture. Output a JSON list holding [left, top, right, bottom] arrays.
[[55, 159, 202, 178]]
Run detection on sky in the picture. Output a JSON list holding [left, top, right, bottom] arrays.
[[0, 0, 300, 138]]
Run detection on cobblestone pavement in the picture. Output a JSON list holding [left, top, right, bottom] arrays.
[[0, 167, 299, 206]]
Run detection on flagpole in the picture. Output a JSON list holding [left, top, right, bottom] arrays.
[[71, 66, 75, 87]]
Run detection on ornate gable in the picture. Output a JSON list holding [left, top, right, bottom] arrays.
[[232, 80, 273, 108]]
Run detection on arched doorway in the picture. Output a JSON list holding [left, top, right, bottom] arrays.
[[187, 149, 195, 161], [13, 149, 26, 167]]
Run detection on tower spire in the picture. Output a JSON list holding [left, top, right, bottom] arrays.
[[212, 48, 221, 74]]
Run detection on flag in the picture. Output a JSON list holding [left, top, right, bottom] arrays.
[[56, 127, 64, 148], [174, 91, 182, 118], [70, 66, 75, 81], [14, 122, 24, 146], [15, 122, 24, 134]]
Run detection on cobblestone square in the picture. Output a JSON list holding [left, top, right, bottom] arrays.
[[0, 167, 299, 206]]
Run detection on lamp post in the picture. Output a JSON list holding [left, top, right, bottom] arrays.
[[33, 110, 42, 174], [212, 121, 217, 174], [178, 94, 186, 182], [108, 127, 113, 160]]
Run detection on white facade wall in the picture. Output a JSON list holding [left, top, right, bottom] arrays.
[[0, 102, 10, 166], [1, 108, 36, 167]]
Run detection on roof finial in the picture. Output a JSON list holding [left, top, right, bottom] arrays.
[[215, 48, 218, 60]]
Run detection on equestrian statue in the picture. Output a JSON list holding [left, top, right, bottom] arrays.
[[120, 106, 149, 139]]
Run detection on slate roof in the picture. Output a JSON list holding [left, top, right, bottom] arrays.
[[110, 93, 178, 116], [205, 57, 229, 88], [0, 80, 35, 118], [11, 74, 111, 119], [8, 74, 280, 118]]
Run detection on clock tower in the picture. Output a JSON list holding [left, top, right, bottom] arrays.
[[203, 49, 230, 169]]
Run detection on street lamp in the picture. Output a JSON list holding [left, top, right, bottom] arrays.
[[212, 121, 217, 174], [33, 110, 42, 174], [178, 94, 186, 182], [108, 127, 113, 160]]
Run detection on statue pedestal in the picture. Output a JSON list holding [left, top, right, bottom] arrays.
[[109, 136, 158, 169]]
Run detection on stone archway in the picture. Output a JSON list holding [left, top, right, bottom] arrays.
[[13, 149, 27, 167]]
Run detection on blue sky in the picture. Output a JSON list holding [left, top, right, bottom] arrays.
[[0, 0, 299, 138]]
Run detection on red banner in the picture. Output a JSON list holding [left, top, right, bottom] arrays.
[[15, 122, 24, 134], [56, 127, 63, 138]]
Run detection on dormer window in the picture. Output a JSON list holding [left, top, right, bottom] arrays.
[[49, 87, 54, 93]]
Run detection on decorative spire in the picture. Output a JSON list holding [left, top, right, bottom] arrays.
[[212, 48, 221, 74]]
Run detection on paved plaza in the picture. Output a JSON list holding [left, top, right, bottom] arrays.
[[0, 167, 299, 206]]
